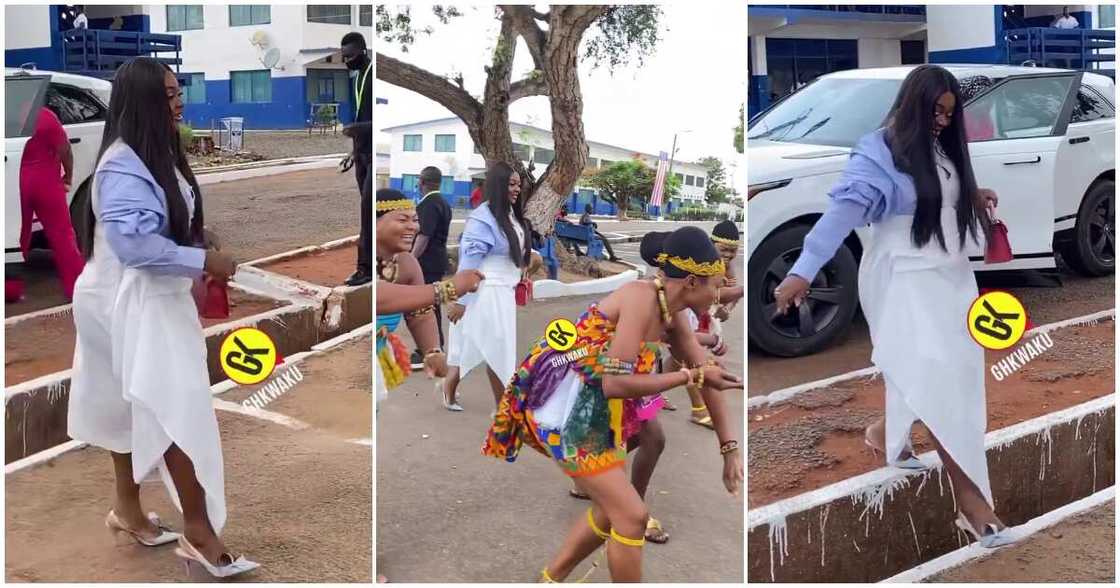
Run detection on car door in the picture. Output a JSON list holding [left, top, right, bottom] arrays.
[[5, 74, 50, 264], [965, 71, 1080, 270], [45, 82, 107, 209], [1052, 83, 1115, 231]]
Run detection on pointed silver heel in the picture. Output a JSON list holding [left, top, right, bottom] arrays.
[[955, 512, 1018, 548], [864, 429, 926, 470], [105, 510, 181, 547]]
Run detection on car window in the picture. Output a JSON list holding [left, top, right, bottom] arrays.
[[964, 76, 1073, 141], [46, 83, 107, 125], [1071, 85, 1114, 122], [747, 78, 902, 148], [5, 76, 50, 138]]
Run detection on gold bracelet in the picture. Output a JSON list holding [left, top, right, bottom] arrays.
[[440, 280, 459, 304], [694, 367, 705, 389], [433, 283, 446, 306], [407, 305, 435, 318], [719, 440, 739, 455]]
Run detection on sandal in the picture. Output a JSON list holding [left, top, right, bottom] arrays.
[[662, 398, 678, 411], [690, 406, 715, 430], [569, 487, 591, 500], [645, 517, 670, 544]]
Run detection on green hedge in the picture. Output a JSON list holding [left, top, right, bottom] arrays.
[[667, 208, 735, 222]]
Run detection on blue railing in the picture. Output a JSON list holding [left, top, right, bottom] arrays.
[[59, 29, 182, 78], [1006, 27, 1116, 77], [776, 5, 925, 16]]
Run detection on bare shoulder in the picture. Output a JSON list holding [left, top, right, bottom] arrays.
[[602, 279, 656, 319], [395, 253, 425, 285]]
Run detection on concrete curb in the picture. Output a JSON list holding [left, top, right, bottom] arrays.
[[6, 327, 373, 475], [747, 309, 1116, 410], [532, 270, 641, 299], [746, 394, 1115, 582]]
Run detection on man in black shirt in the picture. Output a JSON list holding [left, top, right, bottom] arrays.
[[341, 31, 373, 286], [410, 166, 452, 364]]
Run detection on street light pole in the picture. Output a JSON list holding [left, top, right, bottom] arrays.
[[663, 130, 691, 219]]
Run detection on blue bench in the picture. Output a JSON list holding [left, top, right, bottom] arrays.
[[555, 222, 605, 260]]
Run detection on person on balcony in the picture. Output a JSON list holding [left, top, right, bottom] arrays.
[[1052, 7, 1080, 29]]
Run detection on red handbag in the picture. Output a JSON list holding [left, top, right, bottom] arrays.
[[194, 276, 231, 319], [985, 210, 1012, 264], [515, 279, 533, 306]]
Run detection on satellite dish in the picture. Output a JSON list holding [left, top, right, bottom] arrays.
[[262, 48, 281, 69], [250, 31, 270, 49]]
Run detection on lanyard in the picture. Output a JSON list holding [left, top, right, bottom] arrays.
[[355, 63, 371, 116]]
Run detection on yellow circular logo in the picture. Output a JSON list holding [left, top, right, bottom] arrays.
[[967, 291, 1028, 350], [545, 318, 577, 352], [219, 327, 278, 385]]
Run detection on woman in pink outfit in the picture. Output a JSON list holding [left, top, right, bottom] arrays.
[[19, 106, 85, 300]]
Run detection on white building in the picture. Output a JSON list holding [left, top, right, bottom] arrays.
[[749, 4, 1115, 119], [382, 117, 710, 214], [5, 4, 372, 129]]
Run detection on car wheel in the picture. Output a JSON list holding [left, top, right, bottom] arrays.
[[747, 224, 859, 357], [1060, 179, 1114, 277]]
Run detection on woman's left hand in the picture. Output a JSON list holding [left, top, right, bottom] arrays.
[[978, 188, 998, 210]]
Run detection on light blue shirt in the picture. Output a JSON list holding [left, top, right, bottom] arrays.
[[789, 128, 921, 281], [457, 202, 522, 305], [96, 143, 206, 278]]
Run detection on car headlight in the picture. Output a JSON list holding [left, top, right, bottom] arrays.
[[747, 179, 792, 202]]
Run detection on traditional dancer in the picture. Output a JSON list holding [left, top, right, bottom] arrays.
[[774, 64, 1015, 547], [484, 226, 743, 582], [442, 162, 539, 411], [68, 57, 257, 578], [375, 188, 484, 406]]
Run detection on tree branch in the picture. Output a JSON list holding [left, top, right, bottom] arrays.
[[509, 77, 548, 102], [376, 53, 482, 125], [502, 5, 547, 72]]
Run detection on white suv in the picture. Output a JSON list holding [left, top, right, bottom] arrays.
[[747, 65, 1115, 357], [5, 68, 112, 264]]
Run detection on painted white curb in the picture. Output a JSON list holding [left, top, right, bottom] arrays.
[[533, 270, 640, 299]]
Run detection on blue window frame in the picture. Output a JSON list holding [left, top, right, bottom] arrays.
[[167, 5, 203, 31], [231, 70, 271, 103], [403, 134, 422, 152], [184, 73, 206, 104], [434, 134, 456, 152], [230, 5, 270, 26]]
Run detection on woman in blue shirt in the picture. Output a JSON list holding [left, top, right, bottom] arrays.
[[68, 58, 256, 578], [773, 65, 1015, 548]]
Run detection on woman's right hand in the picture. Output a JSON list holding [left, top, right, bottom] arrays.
[[722, 450, 743, 496], [447, 302, 466, 323], [451, 269, 485, 295], [702, 365, 742, 390], [773, 274, 811, 317], [204, 248, 237, 280]]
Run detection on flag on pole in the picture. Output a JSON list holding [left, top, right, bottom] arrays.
[[650, 150, 668, 208]]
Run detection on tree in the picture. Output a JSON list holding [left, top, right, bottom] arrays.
[[376, 5, 662, 235], [584, 158, 678, 220], [699, 156, 735, 206], [734, 103, 744, 154]]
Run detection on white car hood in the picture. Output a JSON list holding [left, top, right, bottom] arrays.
[[748, 140, 851, 184]]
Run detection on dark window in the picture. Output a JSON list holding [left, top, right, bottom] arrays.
[[360, 5, 372, 27], [684, 175, 696, 187], [167, 5, 203, 31], [46, 83, 106, 124], [1071, 86, 1115, 123], [230, 5, 270, 26], [307, 5, 351, 25], [1100, 6, 1115, 29], [513, 142, 531, 161], [901, 40, 925, 65], [403, 134, 422, 151], [766, 38, 857, 100], [533, 147, 555, 165]]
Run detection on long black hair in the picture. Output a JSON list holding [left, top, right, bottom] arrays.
[[483, 161, 531, 267], [77, 57, 203, 258], [883, 64, 989, 251]]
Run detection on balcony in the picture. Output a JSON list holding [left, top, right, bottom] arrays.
[[59, 28, 182, 80], [772, 5, 925, 16], [1005, 27, 1116, 77]]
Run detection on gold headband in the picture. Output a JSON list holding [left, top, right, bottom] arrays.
[[711, 235, 739, 246], [376, 199, 414, 213], [655, 253, 726, 277]]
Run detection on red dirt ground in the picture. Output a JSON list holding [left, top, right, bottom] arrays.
[[747, 320, 1114, 508], [258, 246, 359, 287], [4, 291, 286, 386]]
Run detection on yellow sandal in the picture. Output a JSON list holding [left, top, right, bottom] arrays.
[[690, 405, 715, 430]]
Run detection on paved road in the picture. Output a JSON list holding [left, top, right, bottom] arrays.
[[748, 267, 1114, 396], [377, 293, 745, 582], [7, 167, 364, 317]]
